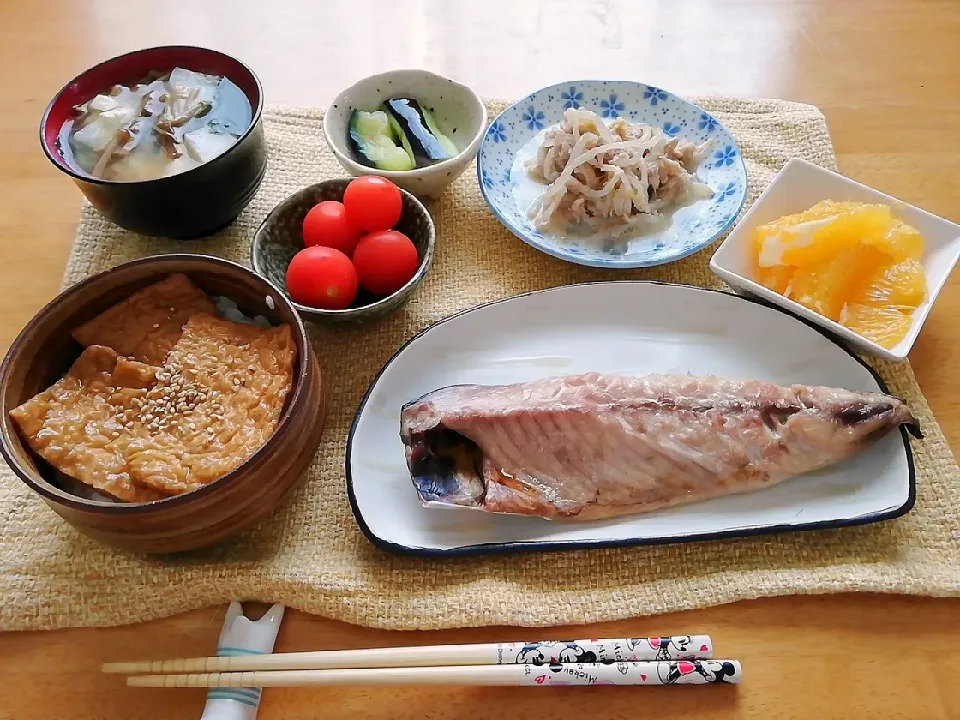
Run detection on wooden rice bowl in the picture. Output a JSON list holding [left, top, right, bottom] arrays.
[[0, 254, 325, 554]]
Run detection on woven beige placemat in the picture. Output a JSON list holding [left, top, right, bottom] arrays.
[[2, 99, 959, 632]]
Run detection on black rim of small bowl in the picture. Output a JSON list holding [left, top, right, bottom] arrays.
[[250, 179, 437, 318], [38, 45, 265, 187], [0, 254, 312, 513]]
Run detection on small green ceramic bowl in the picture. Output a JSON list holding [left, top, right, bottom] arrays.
[[250, 179, 435, 323]]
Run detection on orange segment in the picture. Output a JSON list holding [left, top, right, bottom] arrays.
[[786, 243, 889, 321], [752, 200, 857, 267], [750, 199, 928, 346], [787, 259, 838, 319], [856, 259, 927, 309], [754, 201, 893, 268], [756, 265, 796, 294], [769, 217, 853, 268], [781, 204, 893, 267], [840, 304, 914, 349], [755, 200, 865, 233], [865, 219, 925, 262]]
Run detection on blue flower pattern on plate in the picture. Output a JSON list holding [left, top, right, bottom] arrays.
[[714, 145, 738, 167], [662, 122, 680, 137], [477, 80, 748, 269], [698, 113, 718, 132], [719, 181, 738, 198], [715, 213, 734, 230], [560, 87, 583, 109], [643, 87, 668, 105], [522, 106, 545, 130], [599, 94, 625, 118]]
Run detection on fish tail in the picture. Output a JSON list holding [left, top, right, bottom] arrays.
[[835, 398, 922, 443], [904, 417, 923, 440], [886, 394, 923, 439]]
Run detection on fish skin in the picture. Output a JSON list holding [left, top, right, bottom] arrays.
[[399, 372, 921, 521]]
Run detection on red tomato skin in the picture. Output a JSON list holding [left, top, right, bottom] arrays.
[[352, 230, 420, 297], [343, 176, 403, 232], [285, 246, 358, 310], [302, 201, 363, 256]]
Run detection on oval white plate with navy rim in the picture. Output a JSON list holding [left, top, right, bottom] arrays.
[[477, 81, 748, 269], [346, 282, 915, 557]]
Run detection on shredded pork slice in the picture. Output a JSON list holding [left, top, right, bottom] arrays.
[[526, 109, 713, 236]]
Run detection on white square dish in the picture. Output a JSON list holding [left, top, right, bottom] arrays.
[[709, 158, 960, 361]]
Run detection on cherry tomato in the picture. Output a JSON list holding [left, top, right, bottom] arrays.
[[302, 201, 363, 256], [285, 246, 358, 310], [352, 230, 420, 297], [343, 176, 403, 232]]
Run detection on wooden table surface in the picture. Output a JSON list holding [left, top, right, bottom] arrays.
[[1, 0, 958, 717]]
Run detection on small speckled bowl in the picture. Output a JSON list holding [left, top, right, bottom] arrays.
[[250, 179, 435, 323], [323, 69, 487, 199]]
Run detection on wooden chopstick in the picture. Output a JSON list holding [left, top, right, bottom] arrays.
[[125, 660, 742, 688], [102, 635, 713, 674]]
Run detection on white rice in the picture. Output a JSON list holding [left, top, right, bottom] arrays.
[[213, 295, 271, 328]]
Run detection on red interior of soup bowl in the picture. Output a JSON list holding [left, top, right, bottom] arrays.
[[40, 45, 263, 179]]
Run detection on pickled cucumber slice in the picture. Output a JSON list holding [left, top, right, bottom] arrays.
[[348, 110, 415, 172], [381, 98, 457, 167]]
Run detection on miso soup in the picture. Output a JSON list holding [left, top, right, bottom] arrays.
[[58, 67, 253, 182]]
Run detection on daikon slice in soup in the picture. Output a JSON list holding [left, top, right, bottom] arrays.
[[57, 67, 253, 182]]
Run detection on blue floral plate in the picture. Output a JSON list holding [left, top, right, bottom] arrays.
[[477, 80, 748, 268]]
